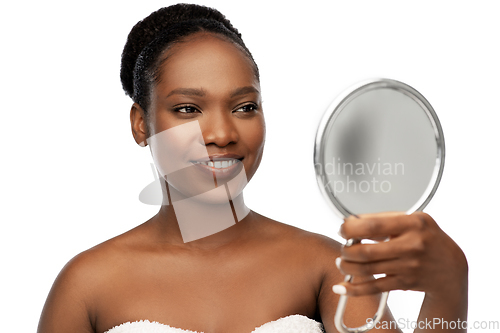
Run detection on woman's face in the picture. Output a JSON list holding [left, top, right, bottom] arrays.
[[143, 33, 265, 202]]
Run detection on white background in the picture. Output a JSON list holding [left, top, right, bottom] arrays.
[[1, 1, 499, 332]]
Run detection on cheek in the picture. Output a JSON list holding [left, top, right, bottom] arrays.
[[240, 117, 266, 181], [147, 120, 206, 176], [149, 111, 179, 134], [243, 118, 265, 155]]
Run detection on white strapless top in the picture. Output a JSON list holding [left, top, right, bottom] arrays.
[[105, 315, 324, 333]]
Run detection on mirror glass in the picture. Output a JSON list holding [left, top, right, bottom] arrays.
[[314, 78, 445, 217]]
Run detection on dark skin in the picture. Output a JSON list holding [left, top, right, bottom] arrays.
[[38, 33, 468, 333]]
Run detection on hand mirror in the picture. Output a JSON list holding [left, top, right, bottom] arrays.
[[314, 78, 445, 333]]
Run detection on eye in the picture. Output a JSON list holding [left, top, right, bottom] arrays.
[[234, 103, 258, 113], [174, 105, 200, 114]]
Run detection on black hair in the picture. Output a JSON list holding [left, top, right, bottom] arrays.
[[120, 3, 259, 112]]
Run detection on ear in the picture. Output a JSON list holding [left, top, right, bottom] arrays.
[[130, 103, 148, 147]]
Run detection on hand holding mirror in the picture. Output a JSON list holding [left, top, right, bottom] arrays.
[[314, 78, 445, 333]]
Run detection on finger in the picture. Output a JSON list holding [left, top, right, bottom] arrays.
[[341, 240, 401, 263], [341, 212, 407, 239], [340, 211, 430, 240], [336, 257, 401, 276], [333, 275, 420, 296]]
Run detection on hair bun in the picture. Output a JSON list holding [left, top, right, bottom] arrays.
[[120, 4, 241, 98]]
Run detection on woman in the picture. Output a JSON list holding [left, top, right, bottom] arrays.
[[37, 4, 468, 333]]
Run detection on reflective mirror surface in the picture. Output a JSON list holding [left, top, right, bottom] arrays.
[[315, 78, 445, 217]]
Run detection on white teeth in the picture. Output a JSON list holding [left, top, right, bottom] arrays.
[[196, 159, 239, 169]]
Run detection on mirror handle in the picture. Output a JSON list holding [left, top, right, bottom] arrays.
[[334, 238, 389, 333]]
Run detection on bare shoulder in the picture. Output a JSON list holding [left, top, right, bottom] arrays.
[[60, 222, 144, 276], [38, 224, 148, 333], [251, 211, 342, 270], [254, 211, 341, 249]]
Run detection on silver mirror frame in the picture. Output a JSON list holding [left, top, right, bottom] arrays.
[[314, 78, 445, 333], [314, 78, 445, 218]]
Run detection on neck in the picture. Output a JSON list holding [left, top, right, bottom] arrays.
[[151, 179, 252, 248]]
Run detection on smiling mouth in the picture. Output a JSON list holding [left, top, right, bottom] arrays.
[[194, 158, 241, 169]]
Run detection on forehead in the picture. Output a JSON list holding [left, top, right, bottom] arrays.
[[155, 33, 259, 94]]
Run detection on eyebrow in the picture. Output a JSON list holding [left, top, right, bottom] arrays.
[[166, 88, 206, 98], [165, 86, 260, 99], [230, 86, 260, 98]]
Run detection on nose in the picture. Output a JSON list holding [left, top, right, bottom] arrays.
[[201, 111, 239, 147]]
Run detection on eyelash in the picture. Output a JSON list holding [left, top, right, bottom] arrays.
[[174, 105, 200, 114], [173, 103, 258, 114], [234, 103, 258, 113]]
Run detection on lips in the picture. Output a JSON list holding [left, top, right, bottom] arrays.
[[192, 153, 243, 162], [191, 154, 244, 179], [195, 159, 240, 169]]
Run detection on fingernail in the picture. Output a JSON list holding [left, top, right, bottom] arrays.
[[332, 285, 347, 295], [335, 257, 341, 270]]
